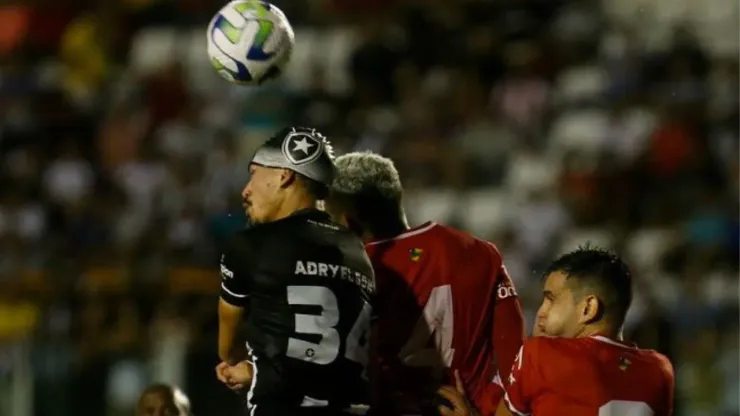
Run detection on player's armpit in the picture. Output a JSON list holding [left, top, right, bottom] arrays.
[[218, 298, 245, 363]]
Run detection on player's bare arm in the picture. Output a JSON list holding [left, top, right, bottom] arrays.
[[217, 239, 251, 364], [218, 299, 245, 363]]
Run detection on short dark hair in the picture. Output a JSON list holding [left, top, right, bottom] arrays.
[[544, 245, 633, 329]]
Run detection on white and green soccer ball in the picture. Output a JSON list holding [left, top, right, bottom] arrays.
[[207, 0, 294, 85]]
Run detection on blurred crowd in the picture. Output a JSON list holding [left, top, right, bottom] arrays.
[[0, 0, 737, 415]]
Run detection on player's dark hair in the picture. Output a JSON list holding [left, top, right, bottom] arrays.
[[544, 245, 633, 329]]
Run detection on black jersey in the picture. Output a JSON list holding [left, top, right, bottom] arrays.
[[219, 209, 374, 415]]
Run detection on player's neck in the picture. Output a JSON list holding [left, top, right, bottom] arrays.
[[273, 195, 317, 222], [366, 215, 409, 242], [578, 325, 621, 341]]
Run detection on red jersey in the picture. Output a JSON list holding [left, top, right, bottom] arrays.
[[366, 222, 525, 415], [504, 336, 675, 416]]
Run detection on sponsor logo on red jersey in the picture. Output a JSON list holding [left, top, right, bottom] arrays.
[[496, 267, 518, 300], [619, 356, 632, 371], [409, 248, 423, 262]]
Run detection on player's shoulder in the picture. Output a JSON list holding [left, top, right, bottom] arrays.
[[404, 223, 502, 263], [522, 335, 563, 354], [515, 336, 556, 363], [433, 224, 500, 253], [510, 337, 563, 372], [245, 209, 348, 239], [585, 336, 674, 375], [638, 348, 674, 380], [517, 336, 630, 372], [523, 335, 599, 359], [224, 227, 259, 250], [613, 343, 675, 387]]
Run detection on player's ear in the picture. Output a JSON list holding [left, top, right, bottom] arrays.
[[580, 295, 602, 324], [279, 168, 296, 188]]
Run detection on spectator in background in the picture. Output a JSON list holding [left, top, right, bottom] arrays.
[[0, 3, 29, 55], [136, 384, 192, 416], [59, 5, 116, 106]]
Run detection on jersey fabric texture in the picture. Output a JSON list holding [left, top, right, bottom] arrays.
[[220, 209, 375, 416], [504, 335, 675, 416], [365, 222, 525, 416]]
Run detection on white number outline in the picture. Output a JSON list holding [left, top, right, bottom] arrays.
[[398, 284, 455, 372], [286, 285, 371, 371], [346, 301, 372, 379], [598, 400, 653, 416]]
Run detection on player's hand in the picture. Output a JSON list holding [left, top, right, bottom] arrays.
[[215, 361, 251, 391], [223, 360, 253, 391], [437, 370, 477, 416], [215, 361, 234, 386]]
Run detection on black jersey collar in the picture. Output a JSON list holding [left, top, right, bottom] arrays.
[[288, 208, 331, 222], [246, 208, 331, 230]]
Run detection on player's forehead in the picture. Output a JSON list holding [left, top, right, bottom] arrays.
[[542, 271, 570, 295], [249, 163, 279, 175]]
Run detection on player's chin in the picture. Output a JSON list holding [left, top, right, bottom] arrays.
[[246, 207, 261, 223]]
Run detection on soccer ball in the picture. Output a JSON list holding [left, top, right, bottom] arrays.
[[207, 0, 294, 85]]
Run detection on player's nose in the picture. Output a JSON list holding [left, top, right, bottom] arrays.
[[535, 307, 548, 322]]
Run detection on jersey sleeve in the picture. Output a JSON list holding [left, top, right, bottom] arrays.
[[491, 262, 526, 386], [657, 354, 675, 416], [472, 247, 526, 415], [219, 235, 253, 307], [504, 339, 538, 416]]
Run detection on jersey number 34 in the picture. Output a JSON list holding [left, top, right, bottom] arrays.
[[285, 285, 372, 372]]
